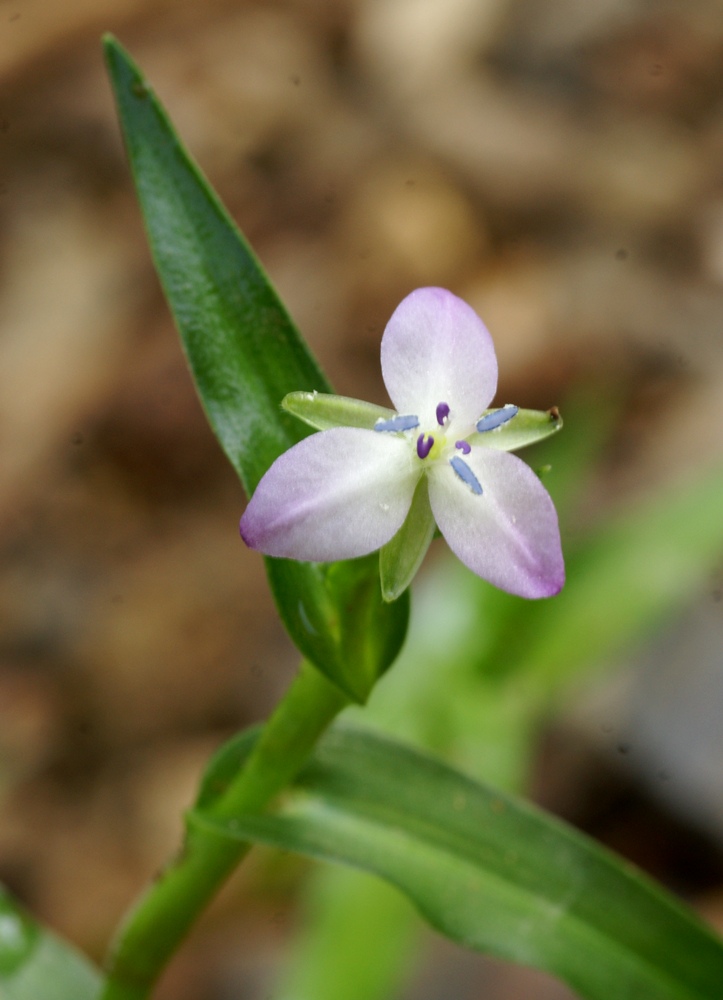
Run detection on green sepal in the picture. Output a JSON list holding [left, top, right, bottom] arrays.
[[380, 478, 436, 602], [468, 407, 562, 451], [283, 391, 395, 432]]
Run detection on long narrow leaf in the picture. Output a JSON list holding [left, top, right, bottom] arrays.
[[193, 726, 723, 1000], [103, 36, 329, 494], [103, 37, 409, 696]]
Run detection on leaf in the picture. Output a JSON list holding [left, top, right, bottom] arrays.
[[0, 886, 102, 1000], [268, 401, 723, 1000], [262, 555, 409, 703], [103, 37, 409, 697], [192, 726, 723, 1000], [103, 37, 330, 494]]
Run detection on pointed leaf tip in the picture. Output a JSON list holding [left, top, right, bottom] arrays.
[[104, 42, 409, 690]]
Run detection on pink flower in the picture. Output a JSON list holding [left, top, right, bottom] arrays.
[[240, 288, 564, 600]]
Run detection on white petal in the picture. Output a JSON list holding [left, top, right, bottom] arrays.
[[428, 449, 564, 598], [380, 287, 498, 428], [240, 428, 419, 561]]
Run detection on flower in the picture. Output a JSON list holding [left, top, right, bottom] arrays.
[[240, 287, 564, 600]]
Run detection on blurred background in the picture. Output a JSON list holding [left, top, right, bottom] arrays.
[[1, 1, 723, 998]]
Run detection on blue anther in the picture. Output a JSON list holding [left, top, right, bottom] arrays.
[[436, 402, 450, 426], [476, 404, 518, 433], [455, 440, 471, 455], [417, 433, 434, 459], [450, 456, 483, 495], [374, 413, 419, 433]]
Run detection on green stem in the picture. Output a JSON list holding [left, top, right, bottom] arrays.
[[101, 659, 349, 1000]]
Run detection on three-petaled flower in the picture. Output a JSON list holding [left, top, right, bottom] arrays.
[[240, 287, 564, 600]]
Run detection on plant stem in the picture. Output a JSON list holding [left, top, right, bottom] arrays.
[[101, 659, 349, 1000]]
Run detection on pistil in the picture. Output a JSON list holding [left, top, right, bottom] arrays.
[[416, 433, 435, 459]]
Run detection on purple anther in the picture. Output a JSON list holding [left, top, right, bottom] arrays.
[[416, 433, 435, 459], [450, 456, 483, 495], [455, 440, 471, 455], [436, 402, 450, 426], [476, 404, 518, 433], [374, 413, 419, 433]]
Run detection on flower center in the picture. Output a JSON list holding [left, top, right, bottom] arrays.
[[375, 400, 484, 494], [416, 397, 451, 462], [418, 401, 483, 494]]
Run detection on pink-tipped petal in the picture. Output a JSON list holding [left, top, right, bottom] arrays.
[[380, 287, 498, 428], [240, 427, 419, 562], [428, 449, 564, 598]]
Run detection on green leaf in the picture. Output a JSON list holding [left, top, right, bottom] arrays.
[[263, 555, 410, 705], [263, 556, 409, 703], [326, 557, 410, 699], [266, 400, 723, 1000], [103, 37, 409, 695], [103, 37, 329, 494], [192, 726, 723, 1000], [0, 886, 102, 999]]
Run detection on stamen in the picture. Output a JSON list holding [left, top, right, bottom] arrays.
[[455, 440, 471, 455], [436, 402, 450, 426], [476, 404, 518, 433], [450, 456, 483, 495], [374, 413, 419, 433], [416, 433, 435, 459]]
